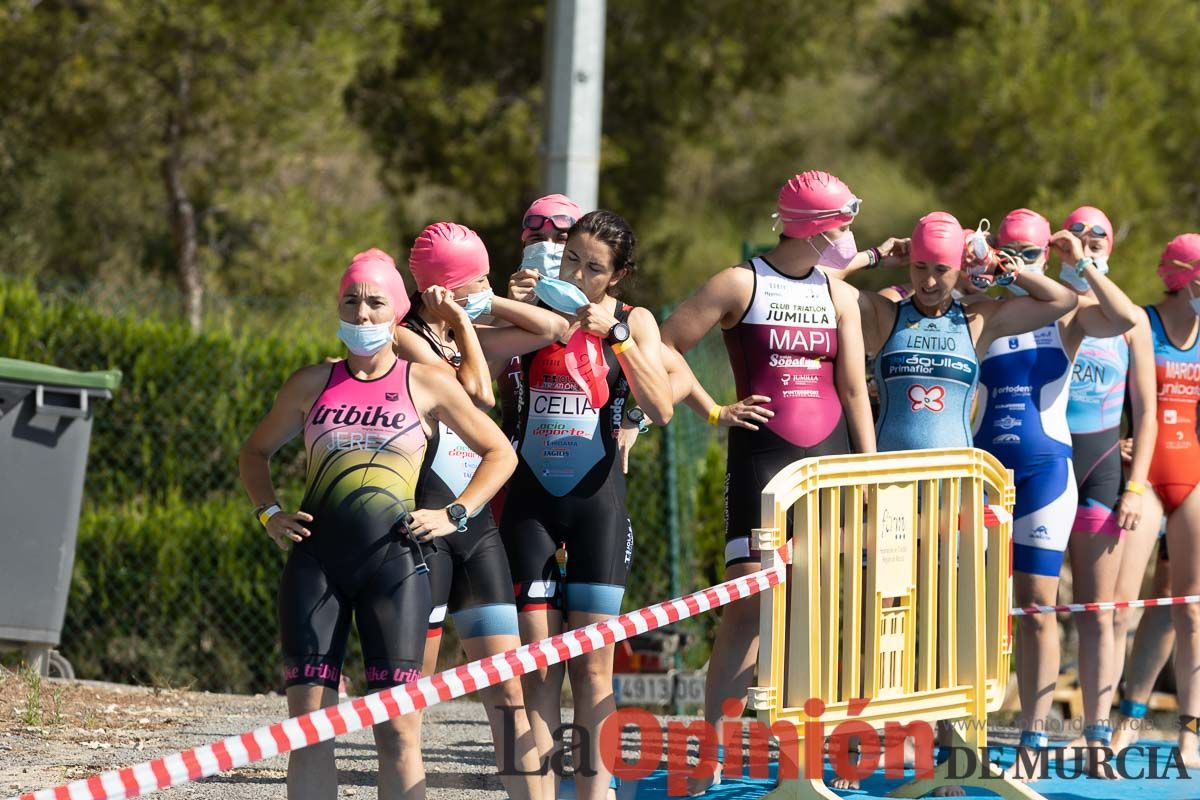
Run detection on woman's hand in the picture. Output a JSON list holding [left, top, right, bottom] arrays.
[[577, 303, 620, 338], [1117, 490, 1143, 532], [407, 508, 458, 542], [717, 394, 774, 430], [877, 237, 911, 269], [1050, 230, 1085, 264], [508, 269, 540, 304], [265, 510, 313, 550], [422, 286, 469, 326]]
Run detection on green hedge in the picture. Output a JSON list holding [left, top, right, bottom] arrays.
[[64, 494, 288, 692], [0, 278, 333, 502]]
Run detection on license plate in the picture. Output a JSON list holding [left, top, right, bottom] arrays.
[[614, 673, 674, 706], [674, 672, 706, 705]]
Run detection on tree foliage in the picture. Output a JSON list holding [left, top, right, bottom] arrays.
[[873, 0, 1200, 296]]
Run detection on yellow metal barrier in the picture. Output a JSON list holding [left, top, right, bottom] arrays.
[[748, 448, 1040, 799]]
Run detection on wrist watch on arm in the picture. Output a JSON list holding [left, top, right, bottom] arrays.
[[625, 406, 650, 434], [608, 321, 633, 354], [446, 502, 468, 532]]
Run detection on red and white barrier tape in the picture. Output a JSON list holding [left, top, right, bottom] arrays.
[[1011, 593, 1200, 617], [8, 559, 788, 800]]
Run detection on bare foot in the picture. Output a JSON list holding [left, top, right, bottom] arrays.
[[829, 776, 861, 790], [931, 786, 966, 797], [1002, 747, 1042, 783], [1084, 750, 1121, 780], [1111, 725, 1140, 753], [686, 763, 721, 797]]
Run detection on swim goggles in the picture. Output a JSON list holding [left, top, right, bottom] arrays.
[[775, 196, 863, 222], [964, 219, 1020, 288], [1068, 222, 1107, 238], [393, 514, 431, 575], [997, 245, 1045, 264], [522, 213, 577, 235]]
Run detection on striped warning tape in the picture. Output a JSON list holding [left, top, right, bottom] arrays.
[[8, 556, 789, 800], [1011, 593, 1200, 616]]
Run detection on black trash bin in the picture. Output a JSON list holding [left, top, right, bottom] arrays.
[[0, 357, 120, 677]]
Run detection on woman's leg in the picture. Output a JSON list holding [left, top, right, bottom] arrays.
[[1067, 530, 1123, 729], [374, 712, 426, 800], [566, 609, 619, 800], [1166, 485, 1200, 767], [689, 561, 761, 794], [519, 608, 565, 800], [1007, 571, 1062, 781], [1112, 491, 1168, 752], [286, 685, 339, 800], [462, 633, 543, 800]]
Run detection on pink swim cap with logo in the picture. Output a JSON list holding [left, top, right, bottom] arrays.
[[775, 171, 858, 239], [339, 248, 410, 321], [911, 211, 965, 269], [408, 222, 490, 292], [1158, 233, 1200, 291], [997, 208, 1051, 248]]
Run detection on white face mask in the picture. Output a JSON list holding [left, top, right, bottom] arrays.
[[1058, 264, 1091, 294], [520, 240, 566, 279], [1189, 285, 1200, 318], [1007, 264, 1044, 297]]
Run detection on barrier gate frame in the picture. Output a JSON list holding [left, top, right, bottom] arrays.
[[747, 449, 1045, 800]]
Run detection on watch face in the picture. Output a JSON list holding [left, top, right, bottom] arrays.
[[448, 503, 467, 520], [627, 407, 645, 423], [611, 322, 631, 342]]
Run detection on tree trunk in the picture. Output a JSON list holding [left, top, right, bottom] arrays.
[[162, 73, 202, 332]]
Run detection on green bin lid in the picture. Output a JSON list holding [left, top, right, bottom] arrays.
[[0, 357, 122, 392]]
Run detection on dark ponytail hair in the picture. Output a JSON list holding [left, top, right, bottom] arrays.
[[570, 209, 638, 277]]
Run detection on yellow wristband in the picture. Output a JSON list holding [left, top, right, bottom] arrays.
[[707, 405, 722, 426], [611, 338, 636, 355], [1125, 481, 1147, 496], [257, 503, 282, 527]]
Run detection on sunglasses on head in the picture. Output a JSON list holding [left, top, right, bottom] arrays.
[[1068, 222, 1107, 238], [999, 245, 1045, 264], [777, 196, 863, 221], [523, 213, 577, 234]]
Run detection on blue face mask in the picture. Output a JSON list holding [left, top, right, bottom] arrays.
[[337, 319, 393, 356], [534, 276, 590, 314], [464, 289, 494, 320], [520, 241, 566, 278]]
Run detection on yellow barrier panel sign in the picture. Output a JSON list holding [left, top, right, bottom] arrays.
[[748, 448, 1038, 800]]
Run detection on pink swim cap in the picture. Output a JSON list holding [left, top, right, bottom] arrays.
[[911, 212, 965, 269], [1158, 234, 1200, 291], [522, 194, 583, 242], [339, 248, 410, 321], [1063, 206, 1114, 254], [408, 222, 490, 292], [997, 208, 1051, 248], [776, 171, 860, 239]]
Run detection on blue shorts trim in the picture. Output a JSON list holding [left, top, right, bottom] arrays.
[[565, 583, 625, 616], [453, 603, 519, 638]]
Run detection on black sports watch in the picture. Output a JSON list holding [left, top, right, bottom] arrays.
[[446, 503, 468, 532], [607, 321, 631, 344], [625, 407, 646, 425]]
